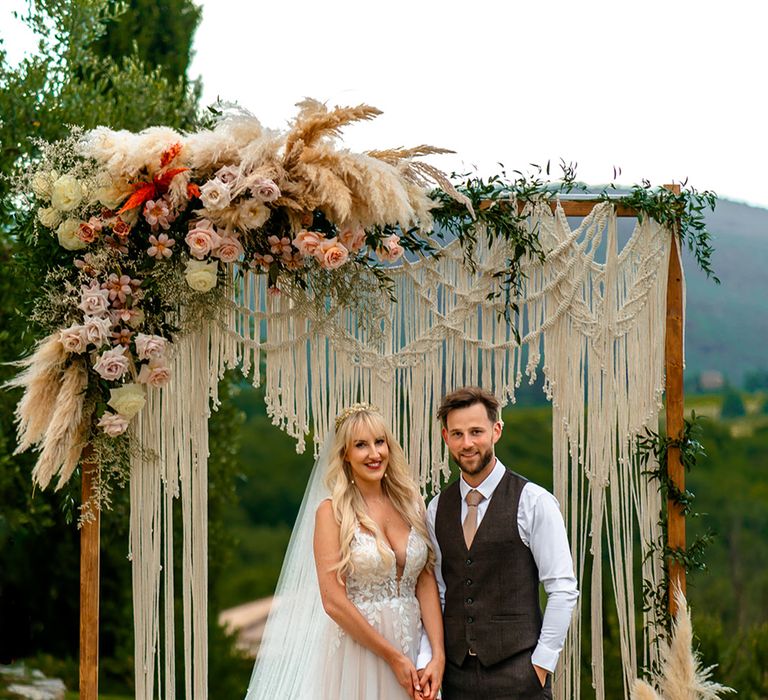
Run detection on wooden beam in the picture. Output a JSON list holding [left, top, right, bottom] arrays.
[[663, 183, 686, 615], [79, 455, 100, 699]]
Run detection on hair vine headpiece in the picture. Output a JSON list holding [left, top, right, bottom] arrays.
[[334, 403, 379, 431]]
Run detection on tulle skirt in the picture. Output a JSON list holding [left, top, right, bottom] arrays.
[[316, 598, 422, 699]]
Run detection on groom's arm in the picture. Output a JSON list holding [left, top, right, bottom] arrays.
[[416, 494, 444, 669], [520, 485, 579, 675]]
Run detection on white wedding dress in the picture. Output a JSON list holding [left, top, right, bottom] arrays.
[[317, 526, 429, 699]]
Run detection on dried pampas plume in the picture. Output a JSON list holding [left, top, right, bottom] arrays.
[[4, 335, 90, 490], [284, 99, 382, 163], [32, 360, 89, 490], [631, 589, 733, 700], [4, 334, 68, 453]]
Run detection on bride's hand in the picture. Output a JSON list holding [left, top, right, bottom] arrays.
[[417, 654, 444, 700], [389, 652, 421, 698]]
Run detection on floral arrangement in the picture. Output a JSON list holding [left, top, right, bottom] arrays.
[[8, 99, 470, 491]]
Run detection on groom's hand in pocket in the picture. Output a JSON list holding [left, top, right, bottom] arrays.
[[533, 664, 547, 687]]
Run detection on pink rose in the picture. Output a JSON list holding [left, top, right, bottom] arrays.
[[293, 229, 324, 257], [338, 225, 366, 253], [77, 221, 100, 244], [186, 221, 221, 260], [84, 315, 113, 348], [376, 234, 405, 262], [250, 177, 280, 203], [215, 165, 241, 184], [93, 346, 130, 381], [315, 238, 349, 270], [79, 281, 110, 317], [59, 324, 87, 354], [97, 412, 129, 437], [214, 235, 244, 263], [137, 359, 172, 387], [134, 333, 166, 361]]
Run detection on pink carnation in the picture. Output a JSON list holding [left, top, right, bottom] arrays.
[[147, 233, 175, 259], [93, 346, 130, 381], [144, 198, 171, 230], [315, 238, 349, 270], [97, 412, 129, 437], [293, 229, 324, 257]]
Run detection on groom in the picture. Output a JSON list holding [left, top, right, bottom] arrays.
[[417, 387, 578, 699]]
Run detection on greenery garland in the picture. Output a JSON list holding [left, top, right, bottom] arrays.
[[637, 412, 714, 661]]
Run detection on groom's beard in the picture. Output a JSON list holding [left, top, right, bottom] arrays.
[[453, 446, 495, 476]]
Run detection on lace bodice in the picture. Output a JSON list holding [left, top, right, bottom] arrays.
[[334, 526, 429, 655]]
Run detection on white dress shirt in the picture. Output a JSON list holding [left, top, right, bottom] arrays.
[[417, 459, 578, 673]]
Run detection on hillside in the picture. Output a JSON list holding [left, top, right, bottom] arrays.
[[683, 198, 768, 384]]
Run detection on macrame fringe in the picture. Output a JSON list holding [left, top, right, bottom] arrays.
[[129, 202, 675, 699]]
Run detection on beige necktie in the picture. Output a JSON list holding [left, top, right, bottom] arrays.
[[463, 489, 484, 548]]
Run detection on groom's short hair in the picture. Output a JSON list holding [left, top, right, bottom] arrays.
[[437, 386, 500, 427]]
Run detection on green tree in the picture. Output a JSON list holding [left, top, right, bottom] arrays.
[[720, 388, 746, 418], [0, 2, 244, 696], [94, 0, 202, 87]]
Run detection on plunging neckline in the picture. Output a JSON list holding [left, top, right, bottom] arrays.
[[356, 526, 414, 591]]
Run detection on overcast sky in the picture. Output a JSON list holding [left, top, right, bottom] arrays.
[[2, 1, 766, 208]]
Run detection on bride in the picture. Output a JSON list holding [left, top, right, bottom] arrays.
[[245, 404, 445, 699]]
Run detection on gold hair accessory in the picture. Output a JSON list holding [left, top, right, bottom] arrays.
[[334, 402, 379, 431]]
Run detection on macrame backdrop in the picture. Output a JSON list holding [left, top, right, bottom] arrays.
[[129, 201, 676, 699]]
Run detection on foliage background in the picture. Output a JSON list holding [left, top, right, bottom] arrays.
[[1, 1, 767, 698]]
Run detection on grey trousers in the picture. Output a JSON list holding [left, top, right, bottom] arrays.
[[441, 651, 553, 700]]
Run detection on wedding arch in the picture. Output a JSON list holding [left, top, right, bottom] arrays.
[[8, 100, 713, 699]]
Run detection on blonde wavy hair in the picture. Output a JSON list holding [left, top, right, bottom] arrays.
[[325, 407, 434, 581]]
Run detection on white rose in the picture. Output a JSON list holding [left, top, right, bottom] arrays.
[[108, 383, 146, 419], [59, 324, 87, 354], [237, 199, 271, 229], [32, 172, 53, 199], [38, 206, 62, 229], [185, 259, 218, 292], [51, 174, 83, 212], [93, 346, 130, 381], [199, 178, 231, 211], [56, 219, 87, 250]]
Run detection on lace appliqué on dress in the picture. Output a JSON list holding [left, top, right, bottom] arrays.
[[330, 527, 428, 655]]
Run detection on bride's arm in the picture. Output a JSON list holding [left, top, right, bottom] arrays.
[[415, 568, 445, 700], [314, 500, 421, 698]]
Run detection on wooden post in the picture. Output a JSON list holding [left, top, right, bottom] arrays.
[[80, 456, 100, 699], [664, 183, 686, 615]]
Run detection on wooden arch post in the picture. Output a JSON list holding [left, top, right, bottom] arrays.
[[663, 183, 686, 614], [80, 455, 99, 700]]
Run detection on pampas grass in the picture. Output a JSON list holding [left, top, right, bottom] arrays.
[[31, 360, 89, 490], [4, 334, 68, 453], [631, 590, 733, 700]]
